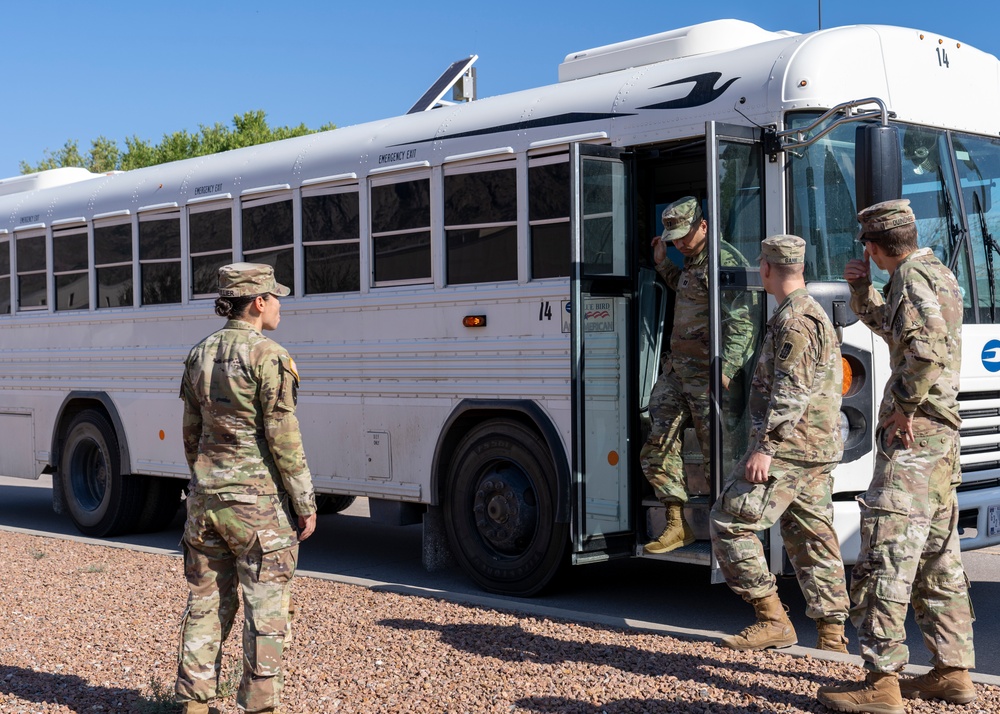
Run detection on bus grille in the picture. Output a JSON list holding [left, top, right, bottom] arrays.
[[958, 391, 1000, 475]]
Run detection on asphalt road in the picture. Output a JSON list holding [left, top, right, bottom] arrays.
[[4, 474, 1000, 679]]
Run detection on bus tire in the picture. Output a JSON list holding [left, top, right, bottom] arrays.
[[315, 494, 357, 514], [444, 419, 567, 596], [133, 476, 184, 533], [59, 410, 143, 537]]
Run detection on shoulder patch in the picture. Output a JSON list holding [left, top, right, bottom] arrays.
[[279, 354, 300, 382], [778, 342, 793, 361]]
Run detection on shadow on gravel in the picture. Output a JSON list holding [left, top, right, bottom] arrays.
[[514, 695, 794, 713], [380, 618, 838, 713], [0, 664, 173, 713]]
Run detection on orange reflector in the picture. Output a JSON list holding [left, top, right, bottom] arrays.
[[462, 315, 487, 327], [159, 430, 166, 441], [608, 451, 619, 466], [842, 357, 853, 396]]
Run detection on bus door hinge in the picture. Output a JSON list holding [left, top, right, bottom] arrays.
[[763, 126, 782, 162]]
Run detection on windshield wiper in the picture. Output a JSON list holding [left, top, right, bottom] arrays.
[[973, 191, 999, 322], [938, 165, 966, 273]]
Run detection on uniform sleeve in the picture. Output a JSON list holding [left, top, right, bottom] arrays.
[[721, 293, 754, 379], [720, 244, 754, 379], [889, 275, 948, 416], [258, 348, 316, 517], [849, 279, 891, 342], [754, 317, 819, 456], [179, 358, 202, 471], [655, 257, 681, 291]]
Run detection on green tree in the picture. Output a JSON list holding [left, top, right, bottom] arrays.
[[20, 110, 336, 174]]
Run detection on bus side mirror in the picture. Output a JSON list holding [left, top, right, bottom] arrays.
[[855, 124, 902, 211]]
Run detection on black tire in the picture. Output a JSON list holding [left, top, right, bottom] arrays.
[[315, 494, 357, 514], [133, 476, 184, 533], [59, 410, 144, 537], [443, 419, 567, 596]]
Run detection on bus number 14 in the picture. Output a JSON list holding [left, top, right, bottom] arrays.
[[539, 301, 553, 320], [937, 47, 950, 68]]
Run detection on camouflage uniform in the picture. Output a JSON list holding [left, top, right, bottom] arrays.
[[848, 215, 974, 673], [176, 263, 316, 713], [711, 236, 847, 624], [641, 210, 754, 505]]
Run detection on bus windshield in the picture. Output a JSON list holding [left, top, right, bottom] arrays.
[[952, 133, 1000, 323], [785, 113, 987, 323]]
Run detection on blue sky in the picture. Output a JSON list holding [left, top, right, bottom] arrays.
[[2, 1, 997, 178]]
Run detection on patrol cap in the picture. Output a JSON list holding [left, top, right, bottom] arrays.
[[760, 234, 806, 265], [218, 262, 290, 298], [661, 196, 703, 242], [857, 198, 915, 241]]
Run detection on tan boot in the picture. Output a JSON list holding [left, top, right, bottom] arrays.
[[721, 593, 797, 650], [899, 666, 976, 704], [817, 671, 904, 714], [182, 703, 209, 714], [643, 502, 695, 554], [816, 620, 849, 653]]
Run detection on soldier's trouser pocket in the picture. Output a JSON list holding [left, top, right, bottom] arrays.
[[719, 477, 777, 523]]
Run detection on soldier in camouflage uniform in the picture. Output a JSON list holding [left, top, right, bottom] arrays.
[[710, 235, 849, 653], [641, 196, 754, 553], [818, 200, 976, 714], [175, 263, 317, 714]]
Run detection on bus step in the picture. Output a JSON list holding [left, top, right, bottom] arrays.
[[642, 499, 711, 542], [635, 538, 712, 565]]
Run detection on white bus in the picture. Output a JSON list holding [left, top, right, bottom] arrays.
[[2, 19, 999, 596]]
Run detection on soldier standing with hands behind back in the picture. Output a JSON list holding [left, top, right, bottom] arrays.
[[711, 235, 850, 653], [175, 263, 317, 714], [818, 200, 976, 713]]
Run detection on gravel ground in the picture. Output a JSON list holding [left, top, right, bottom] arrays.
[[0, 529, 997, 714]]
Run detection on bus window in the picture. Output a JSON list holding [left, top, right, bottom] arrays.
[[15, 231, 46, 310], [952, 133, 1000, 324], [189, 205, 233, 298], [528, 155, 570, 279], [0, 236, 10, 314], [370, 176, 431, 285], [302, 188, 360, 294], [53, 224, 89, 311], [786, 115, 860, 282], [788, 116, 975, 317], [242, 196, 294, 291], [718, 142, 763, 263], [444, 163, 517, 284], [138, 212, 181, 305], [94, 222, 133, 309], [896, 125, 975, 318]]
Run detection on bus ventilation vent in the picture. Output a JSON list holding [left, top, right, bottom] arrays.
[[558, 19, 795, 83]]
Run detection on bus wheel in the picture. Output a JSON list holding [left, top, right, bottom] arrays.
[[444, 419, 567, 596], [315, 494, 357, 514], [59, 410, 143, 537]]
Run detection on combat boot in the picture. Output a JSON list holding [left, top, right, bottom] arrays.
[[643, 502, 695, 554], [815, 620, 849, 653], [817, 671, 904, 714], [721, 593, 797, 650], [899, 666, 976, 704], [182, 703, 209, 714]]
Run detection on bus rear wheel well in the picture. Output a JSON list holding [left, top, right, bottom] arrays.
[[50, 393, 151, 537], [432, 403, 569, 520], [432, 402, 570, 596]]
